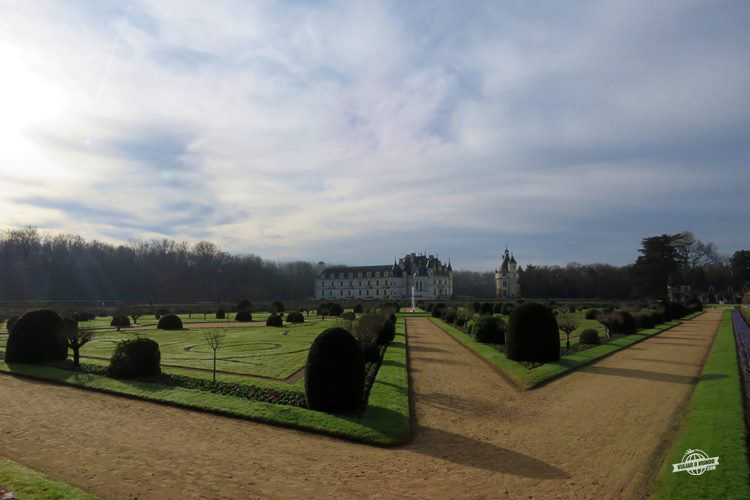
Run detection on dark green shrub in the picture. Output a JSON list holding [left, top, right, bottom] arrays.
[[353, 304, 364, 314], [287, 311, 305, 323], [110, 315, 131, 329], [328, 303, 343, 317], [270, 301, 285, 313], [650, 310, 665, 325], [157, 314, 183, 330], [388, 313, 396, 324], [471, 316, 505, 344], [661, 302, 687, 321], [340, 311, 355, 321], [579, 328, 600, 345], [266, 313, 283, 327], [237, 298, 252, 312], [471, 302, 481, 313], [479, 302, 494, 315], [108, 338, 161, 379], [5, 309, 67, 363], [384, 302, 401, 312], [6, 315, 19, 332], [634, 313, 655, 330], [216, 309, 226, 319], [377, 319, 396, 345], [431, 303, 447, 318], [584, 309, 600, 320], [304, 327, 365, 412], [506, 302, 560, 363], [493, 303, 504, 314], [686, 297, 703, 313], [455, 315, 467, 327], [443, 308, 457, 324], [73, 312, 96, 322], [235, 310, 253, 322], [501, 303, 514, 315], [611, 311, 637, 335]]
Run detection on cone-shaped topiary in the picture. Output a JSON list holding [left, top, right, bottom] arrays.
[[471, 316, 505, 344], [305, 327, 365, 412], [5, 309, 67, 363], [506, 302, 560, 362], [108, 337, 161, 378], [235, 310, 253, 322], [266, 313, 283, 327], [157, 314, 183, 330]]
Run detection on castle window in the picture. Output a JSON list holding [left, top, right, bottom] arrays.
[[348, 272, 353, 278], [339, 273, 344, 279], [358, 272, 363, 278], [340, 290, 343, 296], [375, 272, 380, 277], [376, 289, 379, 296], [329, 290, 333, 296], [376, 280, 379, 286], [367, 290, 370, 296], [367, 272, 372, 278], [384, 272, 389, 277]]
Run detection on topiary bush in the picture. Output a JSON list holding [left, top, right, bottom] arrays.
[[235, 310, 253, 322], [471, 316, 505, 344], [650, 310, 665, 325], [328, 303, 343, 317], [340, 311, 355, 321], [6, 315, 19, 332], [157, 314, 183, 330], [584, 308, 600, 320], [110, 315, 131, 329], [493, 303, 504, 314], [237, 298, 252, 312], [506, 302, 560, 363], [634, 313, 655, 330], [662, 301, 688, 321], [216, 308, 226, 319], [579, 328, 600, 345], [353, 304, 364, 314], [108, 337, 161, 379], [376, 318, 396, 345], [686, 297, 703, 313], [73, 312, 96, 322], [611, 311, 637, 335], [431, 303, 447, 318], [266, 313, 283, 327], [5, 309, 67, 363], [479, 302, 494, 315], [155, 308, 169, 319], [501, 303, 514, 315], [270, 301, 285, 313], [304, 327, 365, 413], [286, 311, 304, 323], [443, 308, 457, 324]]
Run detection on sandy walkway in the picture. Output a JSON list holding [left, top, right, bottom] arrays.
[[0, 309, 722, 499]]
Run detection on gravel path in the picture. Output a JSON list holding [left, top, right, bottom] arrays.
[[0, 309, 722, 499]]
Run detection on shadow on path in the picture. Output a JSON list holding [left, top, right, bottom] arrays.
[[578, 365, 725, 385], [413, 426, 569, 480]]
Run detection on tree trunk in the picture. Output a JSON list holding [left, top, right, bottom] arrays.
[[213, 351, 217, 383], [73, 349, 80, 366]]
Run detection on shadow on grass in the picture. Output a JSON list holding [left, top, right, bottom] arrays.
[[412, 426, 569, 479], [381, 359, 405, 368], [578, 365, 725, 385]]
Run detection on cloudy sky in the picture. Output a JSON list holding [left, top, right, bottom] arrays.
[[1, 1, 748, 270]]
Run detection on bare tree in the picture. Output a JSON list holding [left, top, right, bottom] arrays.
[[66, 325, 95, 366], [204, 331, 225, 383], [131, 313, 142, 324], [557, 313, 579, 352]]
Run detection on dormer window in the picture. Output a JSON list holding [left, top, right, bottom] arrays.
[[384, 272, 389, 277], [367, 272, 372, 277], [339, 273, 344, 279], [348, 272, 353, 278], [375, 272, 380, 278], [358, 272, 363, 278]]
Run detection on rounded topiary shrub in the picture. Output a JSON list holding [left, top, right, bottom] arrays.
[[237, 298, 252, 312], [376, 319, 396, 345], [579, 328, 600, 345], [506, 302, 560, 363], [216, 309, 226, 319], [5, 309, 67, 363], [266, 313, 283, 327], [6, 315, 19, 332], [286, 311, 304, 323], [340, 311, 355, 321], [584, 309, 600, 320], [431, 303, 447, 318], [479, 302, 494, 315], [155, 308, 169, 320], [353, 304, 364, 314], [471, 316, 505, 344], [304, 327, 365, 412], [235, 310, 253, 322], [611, 311, 637, 335], [270, 301, 285, 313], [650, 310, 665, 325], [328, 303, 343, 317], [111, 315, 131, 329], [493, 303, 504, 314], [157, 314, 183, 330], [634, 313, 655, 330], [501, 303, 514, 315], [443, 309, 457, 324], [662, 302, 688, 321], [108, 338, 161, 379], [686, 297, 703, 313]]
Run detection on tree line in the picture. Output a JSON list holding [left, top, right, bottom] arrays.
[[0, 228, 747, 302]]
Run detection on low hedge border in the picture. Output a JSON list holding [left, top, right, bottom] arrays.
[[430, 315, 689, 390]]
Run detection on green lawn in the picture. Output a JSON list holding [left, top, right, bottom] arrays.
[[0, 458, 98, 500], [431, 316, 682, 389], [651, 310, 749, 499]]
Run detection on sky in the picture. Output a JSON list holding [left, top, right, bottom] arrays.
[[0, 0, 748, 271]]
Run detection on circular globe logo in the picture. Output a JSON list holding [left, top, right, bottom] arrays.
[[673, 449, 719, 476], [682, 449, 710, 476]]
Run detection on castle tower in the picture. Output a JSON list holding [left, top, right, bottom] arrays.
[[495, 248, 521, 298]]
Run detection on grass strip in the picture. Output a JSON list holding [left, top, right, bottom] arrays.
[[651, 310, 749, 499], [430, 317, 683, 390], [0, 321, 411, 447], [0, 457, 98, 500]]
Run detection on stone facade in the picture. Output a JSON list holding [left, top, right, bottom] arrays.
[[495, 248, 521, 298], [315, 253, 453, 300]]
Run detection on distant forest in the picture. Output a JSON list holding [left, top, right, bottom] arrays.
[[0, 228, 745, 302]]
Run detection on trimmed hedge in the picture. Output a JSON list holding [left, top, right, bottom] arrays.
[[237, 298, 252, 312], [111, 315, 131, 328], [304, 327, 365, 413], [4, 309, 67, 363], [506, 302, 560, 363], [235, 310, 253, 322], [328, 303, 343, 317], [579, 328, 600, 345], [286, 311, 305, 323], [501, 303, 514, 315], [108, 337, 161, 379], [270, 301, 285, 313], [157, 314, 183, 330], [6, 315, 19, 332], [471, 316, 505, 344], [266, 313, 283, 327]]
